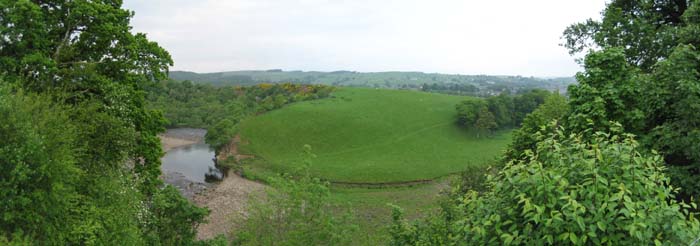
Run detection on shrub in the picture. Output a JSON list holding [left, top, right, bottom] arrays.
[[142, 185, 209, 245], [233, 145, 357, 245], [0, 87, 80, 243], [392, 123, 700, 245]]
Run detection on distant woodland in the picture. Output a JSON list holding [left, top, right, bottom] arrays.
[[170, 70, 575, 96]]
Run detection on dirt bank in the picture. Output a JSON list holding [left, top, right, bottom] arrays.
[[194, 171, 265, 240], [192, 134, 266, 240]]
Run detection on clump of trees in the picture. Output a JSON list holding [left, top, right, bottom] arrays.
[[0, 1, 211, 244], [421, 83, 479, 95], [455, 90, 554, 136]]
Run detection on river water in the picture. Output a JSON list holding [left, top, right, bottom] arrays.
[[161, 142, 222, 183], [160, 128, 224, 199]]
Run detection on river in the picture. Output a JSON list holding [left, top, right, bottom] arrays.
[[160, 128, 223, 199]]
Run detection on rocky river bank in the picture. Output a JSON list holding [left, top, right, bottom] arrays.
[[159, 128, 213, 200], [160, 128, 266, 240]]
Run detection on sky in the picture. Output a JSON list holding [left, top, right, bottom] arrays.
[[122, 0, 607, 77]]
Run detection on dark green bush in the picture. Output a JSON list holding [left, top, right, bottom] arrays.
[[392, 123, 700, 245]]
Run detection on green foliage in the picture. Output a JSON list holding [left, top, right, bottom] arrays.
[[144, 185, 210, 246], [391, 124, 700, 245], [642, 44, 700, 199], [0, 233, 32, 246], [486, 93, 514, 127], [238, 87, 512, 183], [566, 48, 644, 137], [563, 0, 687, 71], [145, 80, 242, 128], [205, 119, 239, 150], [233, 146, 357, 246], [0, 1, 212, 244], [146, 80, 333, 151], [474, 106, 498, 137], [511, 89, 551, 125], [563, 0, 700, 199], [0, 87, 80, 243], [455, 99, 487, 127], [388, 190, 467, 246], [169, 70, 574, 95], [421, 82, 478, 96], [455, 89, 552, 132], [506, 93, 569, 160]]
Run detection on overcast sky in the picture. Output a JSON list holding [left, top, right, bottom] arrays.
[[123, 0, 607, 77]]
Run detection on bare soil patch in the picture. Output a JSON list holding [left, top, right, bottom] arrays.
[[194, 171, 265, 240], [194, 134, 266, 240]]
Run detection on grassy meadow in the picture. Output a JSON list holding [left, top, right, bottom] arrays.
[[238, 87, 511, 183], [235, 87, 512, 244]]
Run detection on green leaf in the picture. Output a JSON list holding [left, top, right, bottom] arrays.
[[501, 233, 514, 245], [596, 221, 606, 231], [570, 233, 579, 244]]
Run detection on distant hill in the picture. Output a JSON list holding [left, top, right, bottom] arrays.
[[169, 70, 576, 96]]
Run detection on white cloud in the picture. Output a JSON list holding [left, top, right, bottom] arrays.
[[123, 0, 607, 77]]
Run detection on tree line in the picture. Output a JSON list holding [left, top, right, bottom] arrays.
[[146, 80, 333, 150], [146, 80, 333, 128], [455, 89, 556, 136], [169, 70, 575, 93]]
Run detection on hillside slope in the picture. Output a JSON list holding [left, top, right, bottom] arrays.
[[238, 87, 511, 183]]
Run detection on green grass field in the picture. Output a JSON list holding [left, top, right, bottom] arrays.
[[238, 87, 512, 183]]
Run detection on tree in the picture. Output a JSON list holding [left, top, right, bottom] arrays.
[[144, 186, 210, 245], [1, 0, 171, 193], [391, 124, 700, 245], [642, 44, 700, 199], [563, 0, 688, 71], [273, 94, 288, 109], [0, 86, 80, 243], [562, 0, 700, 199], [456, 99, 487, 127], [205, 119, 238, 151], [506, 93, 569, 160], [565, 48, 645, 137], [486, 93, 514, 127], [512, 89, 550, 125], [474, 106, 497, 138], [0, 1, 210, 244]]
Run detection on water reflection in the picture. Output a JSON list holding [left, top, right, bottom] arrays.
[[161, 143, 223, 183]]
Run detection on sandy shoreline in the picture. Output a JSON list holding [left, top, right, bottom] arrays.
[[160, 136, 198, 152], [160, 127, 207, 151]]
